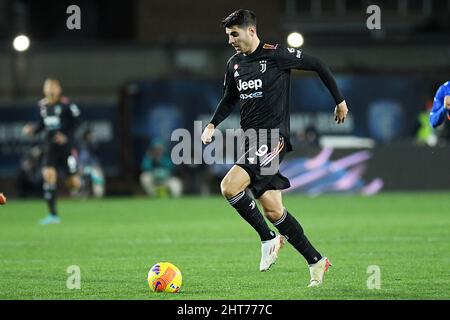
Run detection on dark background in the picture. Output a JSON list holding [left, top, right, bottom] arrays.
[[0, 0, 449, 196]]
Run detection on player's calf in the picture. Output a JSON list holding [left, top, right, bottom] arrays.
[[43, 181, 57, 216], [272, 209, 322, 265], [226, 190, 276, 242], [42, 167, 58, 218]]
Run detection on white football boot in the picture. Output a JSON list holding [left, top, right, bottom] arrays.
[[308, 257, 332, 287], [259, 234, 285, 271]]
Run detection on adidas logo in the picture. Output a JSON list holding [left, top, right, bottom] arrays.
[[234, 70, 239, 77]]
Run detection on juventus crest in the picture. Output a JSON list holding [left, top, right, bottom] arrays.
[[259, 60, 267, 73]]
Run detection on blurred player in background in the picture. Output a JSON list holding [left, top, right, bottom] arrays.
[[17, 146, 43, 198], [201, 9, 348, 287], [78, 128, 105, 198], [23, 78, 81, 225], [429, 81, 450, 128], [140, 139, 183, 198]]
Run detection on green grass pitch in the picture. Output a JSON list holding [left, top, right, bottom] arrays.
[[0, 193, 449, 300]]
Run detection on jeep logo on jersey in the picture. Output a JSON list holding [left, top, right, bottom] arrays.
[[44, 116, 61, 129], [236, 79, 263, 92]]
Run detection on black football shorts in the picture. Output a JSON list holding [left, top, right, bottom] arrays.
[[235, 131, 290, 199], [42, 143, 78, 175]]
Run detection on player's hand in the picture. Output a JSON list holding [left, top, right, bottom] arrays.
[[201, 123, 215, 144], [22, 124, 34, 136], [334, 100, 348, 124], [444, 96, 450, 110], [54, 132, 67, 145]]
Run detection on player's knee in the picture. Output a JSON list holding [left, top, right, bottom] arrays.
[[68, 175, 81, 190], [220, 179, 241, 199], [167, 178, 183, 197], [140, 172, 154, 185], [42, 168, 57, 184], [263, 208, 283, 223]]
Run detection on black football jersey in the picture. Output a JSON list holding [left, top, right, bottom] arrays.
[[34, 96, 81, 144], [211, 42, 344, 152]]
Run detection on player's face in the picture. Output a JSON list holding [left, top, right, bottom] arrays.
[[225, 25, 255, 54], [43, 80, 62, 100]]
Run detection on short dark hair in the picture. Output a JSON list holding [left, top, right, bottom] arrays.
[[44, 77, 61, 84], [221, 9, 256, 29]]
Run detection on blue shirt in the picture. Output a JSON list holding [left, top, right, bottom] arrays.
[[141, 154, 173, 181], [429, 81, 450, 128]]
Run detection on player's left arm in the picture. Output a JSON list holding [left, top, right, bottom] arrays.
[[275, 48, 348, 124], [429, 83, 450, 128], [296, 53, 348, 124]]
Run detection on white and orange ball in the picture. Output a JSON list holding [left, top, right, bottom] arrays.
[[0, 193, 6, 205], [147, 262, 182, 293]]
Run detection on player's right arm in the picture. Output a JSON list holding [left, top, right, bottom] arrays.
[[202, 60, 239, 144], [429, 82, 450, 128], [22, 104, 45, 136]]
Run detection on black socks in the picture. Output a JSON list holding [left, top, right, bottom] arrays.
[[227, 191, 322, 265], [273, 209, 322, 265], [227, 191, 276, 242], [43, 182, 57, 216]]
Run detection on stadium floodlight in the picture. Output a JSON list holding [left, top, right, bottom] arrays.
[[287, 32, 304, 48], [13, 35, 30, 52]]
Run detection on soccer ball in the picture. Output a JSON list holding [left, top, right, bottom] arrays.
[[147, 262, 182, 293]]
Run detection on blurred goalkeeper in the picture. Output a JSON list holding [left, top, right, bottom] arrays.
[[23, 78, 81, 225], [429, 81, 450, 128], [201, 9, 348, 287]]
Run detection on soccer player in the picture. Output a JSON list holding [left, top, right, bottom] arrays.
[[201, 9, 348, 287], [23, 78, 81, 225], [429, 81, 450, 128]]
